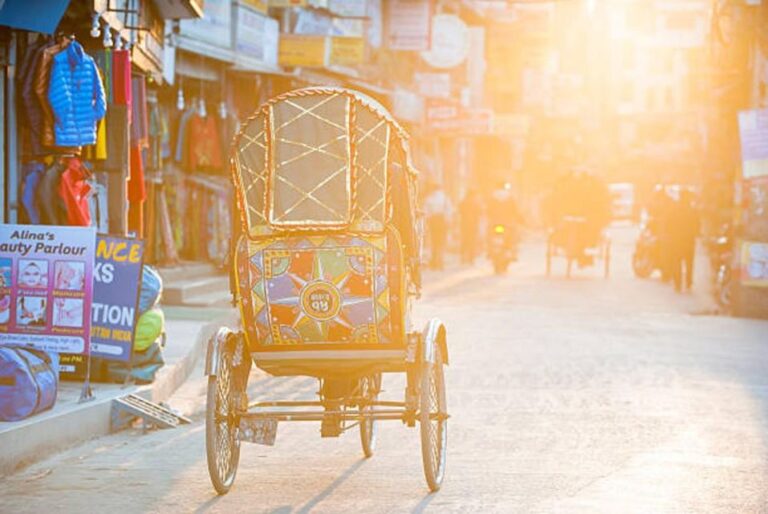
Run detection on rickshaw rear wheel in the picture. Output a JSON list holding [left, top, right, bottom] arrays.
[[205, 339, 241, 495], [359, 373, 381, 458], [420, 345, 447, 492]]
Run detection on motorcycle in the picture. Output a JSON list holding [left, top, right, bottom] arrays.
[[710, 231, 733, 312], [632, 221, 662, 278], [488, 223, 517, 275]]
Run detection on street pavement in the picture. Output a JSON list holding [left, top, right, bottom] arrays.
[[2, 225, 768, 513]]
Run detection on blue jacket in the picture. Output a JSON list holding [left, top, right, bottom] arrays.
[[48, 41, 106, 147]]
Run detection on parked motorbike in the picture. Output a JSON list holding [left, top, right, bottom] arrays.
[[488, 224, 517, 275], [632, 222, 662, 278], [711, 231, 733, 312]]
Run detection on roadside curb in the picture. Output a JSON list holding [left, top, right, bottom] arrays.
[[0, 311, 231, 477]]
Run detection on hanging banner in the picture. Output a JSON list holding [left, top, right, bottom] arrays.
[[415, 72, 451, 99], [0, 225, 96, 355], [386, 0, 431, 51], [279, 35, 328, 67], [236, 4, 280, 68], [421, 14, 469, 69], [738, 108, 768, 179], [329, 37, 365, 66], [179, 0, 233, 50], [740, 241, 768, 287], [90, 236, 145, 362]]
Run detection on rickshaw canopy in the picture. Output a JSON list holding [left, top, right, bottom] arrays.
[[231, 87, 418, 237]]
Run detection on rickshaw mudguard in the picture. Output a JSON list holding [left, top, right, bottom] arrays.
[[205, 326, 236, 377], [421, 318, 448, 365]]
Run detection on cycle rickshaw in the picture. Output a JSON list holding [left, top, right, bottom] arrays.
[[546, 215, 611, 278], [204, 88, 449, 495]]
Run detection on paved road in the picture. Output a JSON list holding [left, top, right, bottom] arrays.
[[3, 226, 768, 513]]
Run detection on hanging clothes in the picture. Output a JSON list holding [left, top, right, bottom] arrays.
[[21, 40, 56, 155], [34, 37, 71, 148], [128, 145, 146, 235], [186, 114, 223, 171], [58, 158, 92, 226], [131, 75, 149, 146], [20, 162, 46, 224], [112, 50, 132, 109], [36, 160, 67, 225], [18, 37, 47, 157], [47, 41, 107, 147]]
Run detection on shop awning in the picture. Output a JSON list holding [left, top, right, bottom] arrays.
[[0, 0, 70, 34], [151, 0, 204, 20]]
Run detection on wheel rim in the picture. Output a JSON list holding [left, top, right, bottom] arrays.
[[421, 347, 447, 490], [207, 345, 240, 492], [360, 374, 378, 457]]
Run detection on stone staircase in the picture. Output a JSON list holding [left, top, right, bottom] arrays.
[[157, 262, 232, 308]]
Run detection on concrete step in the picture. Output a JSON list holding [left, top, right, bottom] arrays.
[[156, 261, 220, 284], [163, 275, 229, 306]]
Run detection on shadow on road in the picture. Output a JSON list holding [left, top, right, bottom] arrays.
[[295, 459, 367, 513]]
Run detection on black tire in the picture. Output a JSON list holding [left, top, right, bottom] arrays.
[[359, 373, 380, 458], [206, 341, 240, 495], [420, 344, 447, 492]]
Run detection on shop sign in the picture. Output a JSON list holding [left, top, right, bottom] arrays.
[[269, 0, 309, 6], [329, 37, 365, 66], [279, 35, 329, 67], [90, 236, 144, 362], [366, 0, 383, 48], [427, 101, 493, 135], [738, 108, 768, 179], [393, 88, 425, 123], [242, 0, 269, 12], [237, 5, 280, 66], [329, 0, 367, 17], [0, 225, 96, 355], [740, 241, 768, 287], [386, 0, 431, 51], [415, 72, 451, 99], [180, 0, 233, 49], [421, 14, 469, 69]]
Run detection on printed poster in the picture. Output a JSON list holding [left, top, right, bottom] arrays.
[[0, 225, 96, 354], [90, 236, 145, 362]]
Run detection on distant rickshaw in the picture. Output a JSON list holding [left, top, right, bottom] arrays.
[[205, 88, 449, 495]]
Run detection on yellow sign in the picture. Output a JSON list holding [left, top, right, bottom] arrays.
[[269, 0, 308, 6], [242, 0, 269, 12], [329, 37, 365, 66], [279, 35, 328, 67]]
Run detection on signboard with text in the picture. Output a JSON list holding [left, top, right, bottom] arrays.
[[279, 35, 328, 67], [90, 236, 144, 362], [386, 0, 431, 51], [0, 225, 95, 355], [738, 108, 768, 179]]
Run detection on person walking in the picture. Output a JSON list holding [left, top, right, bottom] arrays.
[[424, 184, 453, 270], [458, 189, 482, 265], [669, 190, 700, 292]]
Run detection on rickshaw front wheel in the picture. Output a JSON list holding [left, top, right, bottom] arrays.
[[205, 340, 241, 495], [359, 373, 381, 458], [420, 344, 447, 492]]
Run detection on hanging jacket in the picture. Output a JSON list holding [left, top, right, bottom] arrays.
[[34, 39, 71, 147], [21, 41, 55, 154], [48, 41, 107, 148], [37, 161, 67, 225], [58, 157, 92, 226]]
